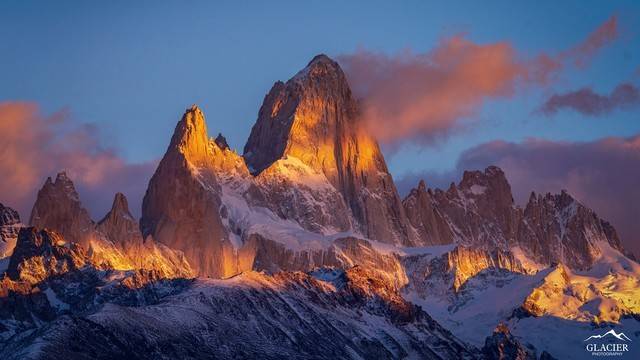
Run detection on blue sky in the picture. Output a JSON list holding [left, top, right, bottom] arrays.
[[1, 0, 639, 177]]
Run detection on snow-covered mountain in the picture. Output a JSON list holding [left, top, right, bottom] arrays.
[[1, 54, 638, 359]]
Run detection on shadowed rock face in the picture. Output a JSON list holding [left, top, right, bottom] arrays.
[[29, 172, 95, 247], [0, 203, 21, 258], [403, 166, 626, 269], [402, 180, 455, 246], [518, 190, 623, 269], [97, 193, 138, 249], [244, 54, 415, 245]]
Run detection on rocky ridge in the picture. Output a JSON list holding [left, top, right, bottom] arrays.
[[0, 203, 22, 259], [0, 53, 637, 359]]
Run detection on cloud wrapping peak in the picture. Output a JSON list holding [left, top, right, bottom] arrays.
[[338, 38, 531, 145], [338, 16, 619, 146], [0, 102, 155, 220], [540, 83, 640, 116]]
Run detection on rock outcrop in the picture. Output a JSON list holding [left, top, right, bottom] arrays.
[[244, 54, 415, 245], [403, 166, 626, 270], [402, 180, 455, 245], [518, 190, 623, 269], [29, 172, 95, 246], [0, 203, 22, 258], [98, 193, 192, 278], [404, 166, 519, 248], [6, 227, 87, 284], [482, 323, 537, 360]]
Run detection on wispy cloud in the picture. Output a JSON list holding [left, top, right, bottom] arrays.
[[539, 82, 640, 116], [0, 102, 156, 220]]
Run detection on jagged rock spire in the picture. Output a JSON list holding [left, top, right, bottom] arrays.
[[167, 105, 211, 166], [97, 193, 138, 247], [215, 133, 230, 151], [29, 171, 94, 246]]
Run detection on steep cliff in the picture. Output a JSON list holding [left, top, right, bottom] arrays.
[[244, 54, 415, 245]]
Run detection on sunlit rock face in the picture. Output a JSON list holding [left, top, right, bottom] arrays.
[[403, 245, 529, 296], [6, 227, 87, 284], [518, 190, 624, 269], [0, 203, 22, 258], [141, 105, 246, 278], [244, 54, 415, 245], [98, 193, 192, 278], [482, 324, 537, 360], [29, 172, 95, 247]]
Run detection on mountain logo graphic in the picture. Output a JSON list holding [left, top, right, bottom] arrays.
[[584, 329, 632, 342]]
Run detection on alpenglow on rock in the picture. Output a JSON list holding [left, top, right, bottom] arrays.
[[140, 105, 246, 278], [244, 54, 416, 245]]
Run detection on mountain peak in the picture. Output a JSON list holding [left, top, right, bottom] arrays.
[[29, 172, 94, 245], [244, 54, 358, 175], [167, 105, 210, 165], [292, 54, 350, 90], [417, 179, 427, 192], [243, 54, 414, 245], [55, 171, 71, 183], [214, 133, 230, 151], [109, 193, 131, 217], [308, 53, 333, 66]]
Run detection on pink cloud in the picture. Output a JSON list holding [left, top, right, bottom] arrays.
[[539, 83, 640, 116], [338, 16, 619, 146], [0, 102, 156, 220], [561, 15, 618, 67]]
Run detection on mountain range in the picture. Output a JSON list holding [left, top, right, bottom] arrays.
[[1, 54, 638, 359]]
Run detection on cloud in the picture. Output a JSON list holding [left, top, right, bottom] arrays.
[[561, 15, 618, 67], [338, 16, 619, 146], [0, 102, 156, 221], [338, 38, 535, 146], [397, 135, 640, 258], [539, 83, 640, 116]]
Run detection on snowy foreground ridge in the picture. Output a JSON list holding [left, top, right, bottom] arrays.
[[1, 54, 639, 359]]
